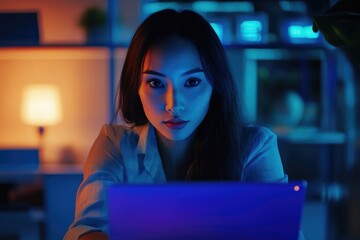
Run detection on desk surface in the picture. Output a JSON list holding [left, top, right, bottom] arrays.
[[0, 164, 83, 182]]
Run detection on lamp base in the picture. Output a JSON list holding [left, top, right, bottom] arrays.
[[37, 126, 45, 164]]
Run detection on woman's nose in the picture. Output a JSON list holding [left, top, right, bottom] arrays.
[[165, 86, 184, 113]]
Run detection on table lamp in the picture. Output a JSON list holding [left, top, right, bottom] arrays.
[[21, 84, 62, 163]]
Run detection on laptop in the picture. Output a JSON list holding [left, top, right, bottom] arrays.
[[108, 181, 306, 240]]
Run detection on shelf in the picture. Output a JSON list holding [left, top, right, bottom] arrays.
[[225, 42, 328, 49], [0, 42, 128, 48], [0, 42, 327, 49], [0, 164, 82, 183], [274, 127, 346, 144]]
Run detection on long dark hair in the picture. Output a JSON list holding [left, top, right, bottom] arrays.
[[117, 9, 246, 180]]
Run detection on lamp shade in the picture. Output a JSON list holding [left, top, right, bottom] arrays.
[[21, 84, 62, 126]]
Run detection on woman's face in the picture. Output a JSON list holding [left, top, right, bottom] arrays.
[[138, 37, 213, 141]]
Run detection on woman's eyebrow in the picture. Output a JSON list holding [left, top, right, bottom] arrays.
[[143, 68, 204, 77], [181, 68, 204, 76], [143, 70, 165, 77]]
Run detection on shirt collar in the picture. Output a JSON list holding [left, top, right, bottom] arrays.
[[135, 123, 166, 182], [135, 124, 149, 154], [135, 123, 158, 153]]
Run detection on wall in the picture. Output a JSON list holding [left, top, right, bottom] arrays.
[[0, 1, 131, 164], [0, 48, 110, 164], [0, 0, 107, 44]]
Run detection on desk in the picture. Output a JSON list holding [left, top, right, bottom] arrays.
[[0, 164, 83, 240]]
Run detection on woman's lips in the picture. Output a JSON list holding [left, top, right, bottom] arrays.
[[163, 119, 189, 129]]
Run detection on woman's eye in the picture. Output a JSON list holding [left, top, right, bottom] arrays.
[[147, 79, 164, 88], [185, 78, 201, 87]]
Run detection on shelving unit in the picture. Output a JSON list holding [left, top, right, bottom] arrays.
[[226, 45, 356, 240]]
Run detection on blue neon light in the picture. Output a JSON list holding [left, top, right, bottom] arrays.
[[240, 20, 262, 42], [143, 3, 181, 15], [192, 1, 254, 12], [288, 25, 319, 39], [280, 17, 322, 44], [143, 1, 254, 15], [236, 13, 268, 44]]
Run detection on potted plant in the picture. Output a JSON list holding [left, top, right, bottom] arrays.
[[79, 5, 107, 43]]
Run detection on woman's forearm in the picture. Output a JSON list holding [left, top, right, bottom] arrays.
[[79, 231, 109, 240]]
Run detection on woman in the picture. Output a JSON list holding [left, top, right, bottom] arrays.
[[65, 9, 287, 240]]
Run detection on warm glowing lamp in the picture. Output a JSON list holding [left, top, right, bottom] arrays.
[[21, 84, 62, 162]]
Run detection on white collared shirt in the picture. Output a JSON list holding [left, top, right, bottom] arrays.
[[64, 123, 287, 239]]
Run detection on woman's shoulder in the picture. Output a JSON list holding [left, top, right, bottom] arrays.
[[86, 124, 147, 167], [242, 125, 277, 143], [240, 125, 287, 182], [240, 125, 278, 158]]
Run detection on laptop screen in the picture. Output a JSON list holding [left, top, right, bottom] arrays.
[[108, 181, 306, 240]]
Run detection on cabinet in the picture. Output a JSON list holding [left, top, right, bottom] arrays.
[[0, 165, 82, 240]]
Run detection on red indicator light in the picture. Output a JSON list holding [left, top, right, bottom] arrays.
[[294, 185, 300, 192]]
